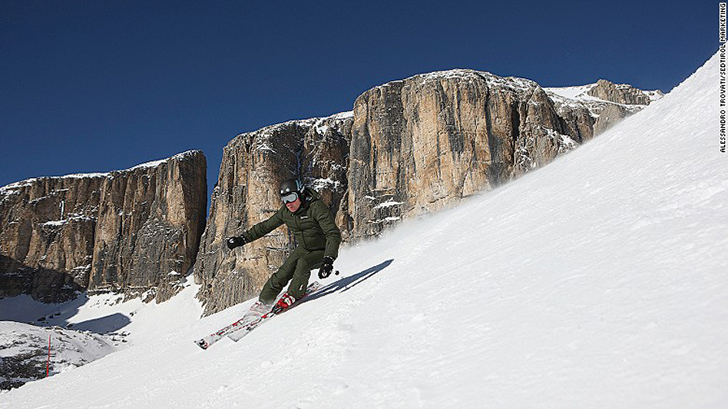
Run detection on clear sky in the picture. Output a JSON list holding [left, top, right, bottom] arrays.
[[0, 0, 717, 204]]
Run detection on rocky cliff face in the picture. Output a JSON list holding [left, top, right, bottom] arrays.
[[192, 115, 351, 314], [587, 79, 663, 105], [0, 70, 658, 314], [0, 151, 207, 303], [194, 71, 660, 315], [344, 72, 661, 240], [545, 79, 663, 135], [0, 176, 105, 302]]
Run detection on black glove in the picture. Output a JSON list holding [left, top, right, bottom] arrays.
[[226, 236, 246, 250], [318, 256, 334, 279]]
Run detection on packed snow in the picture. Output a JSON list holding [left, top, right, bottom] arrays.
[[1, 50, 726, 408]]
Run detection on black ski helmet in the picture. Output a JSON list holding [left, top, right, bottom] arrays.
[[279, 179, 303, 196]]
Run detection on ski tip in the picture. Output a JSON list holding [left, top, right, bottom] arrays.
[[195, 340, 209, 350]]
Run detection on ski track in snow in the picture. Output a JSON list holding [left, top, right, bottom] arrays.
[[2, 50, 728, 408]]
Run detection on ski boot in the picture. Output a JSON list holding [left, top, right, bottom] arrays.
[[272, 293, 296, 314]]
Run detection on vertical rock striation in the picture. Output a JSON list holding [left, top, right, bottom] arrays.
[[88, 151, 207, 302], [0, 175, 105, 301]]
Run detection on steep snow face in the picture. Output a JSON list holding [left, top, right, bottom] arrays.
[[2, 50, 726, 408]]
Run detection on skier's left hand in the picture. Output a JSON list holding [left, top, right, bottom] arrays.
[[318, 256, 334, 279], [226, 236, 246, 250]]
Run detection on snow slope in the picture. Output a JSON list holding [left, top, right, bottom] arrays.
[[2, 50, 727, 408], [0, 322, 115, 388], [0, 277, 203, 389], [0, 277, 202, 346]]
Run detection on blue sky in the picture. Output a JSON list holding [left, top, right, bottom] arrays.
[[0, 0, 716, 203]]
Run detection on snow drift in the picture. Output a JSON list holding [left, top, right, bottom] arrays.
[[1, 50, 727, 408]]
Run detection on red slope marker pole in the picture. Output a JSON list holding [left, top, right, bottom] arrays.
[[46, 334, 51, 377]]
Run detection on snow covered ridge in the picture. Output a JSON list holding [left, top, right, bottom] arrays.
[[541, 80, 664, 122], [0, 150, 202, 195], [235, 111, 353, 139], [0, 173, 107, 195], [126, 150, 202, 171], [362, 68, 540, 94], [247, 112, 353, 136], [545, 82, 663, 105], [231, 111, 353, 155], [416, 68, 539, 92], [368, 67, 663, 108]]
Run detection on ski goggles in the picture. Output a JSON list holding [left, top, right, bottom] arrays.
[[281, 191, 299, 204]]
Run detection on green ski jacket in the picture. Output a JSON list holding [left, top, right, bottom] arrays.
[[241, 188, 342, 260]]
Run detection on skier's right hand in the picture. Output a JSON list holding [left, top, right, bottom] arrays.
[[318, 256, 334, 279], [226, 236, 246, 250]]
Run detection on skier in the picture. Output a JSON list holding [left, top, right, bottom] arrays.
[[225, 179, 341, 315]]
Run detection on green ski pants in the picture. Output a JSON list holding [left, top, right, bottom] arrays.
[[259, 246, 324, 304]]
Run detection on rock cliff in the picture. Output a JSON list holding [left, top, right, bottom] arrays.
[[0, 151, 207, 303], [0, 175, 104, 302], [0, 70, 658, 315], [545, 79, 664, 135], [587, 79, 663, 105], [345, 72, 662, 240], [192, 115, 351, 313], [194, 71, 661, 315]]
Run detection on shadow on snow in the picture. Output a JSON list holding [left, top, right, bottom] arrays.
[[302, 259, 394, 305], [0, 291, 132, 334]]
